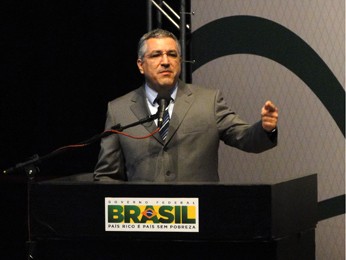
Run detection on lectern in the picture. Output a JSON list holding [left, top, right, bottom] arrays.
[[29, 174, 317, 259]]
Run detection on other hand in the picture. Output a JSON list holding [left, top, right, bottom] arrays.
[[261, 101, 278, 132]]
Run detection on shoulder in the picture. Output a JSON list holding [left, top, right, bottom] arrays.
[[180, 81, 219, 97], [108, 86, 144, 106]]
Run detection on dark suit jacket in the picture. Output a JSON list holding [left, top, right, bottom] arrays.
[[94, 80, 277, 182]]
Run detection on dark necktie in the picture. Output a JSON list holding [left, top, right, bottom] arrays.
[[159, 109, 170, 140]]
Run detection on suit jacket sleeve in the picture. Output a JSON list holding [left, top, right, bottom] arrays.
[[215, 89, 277, 153]]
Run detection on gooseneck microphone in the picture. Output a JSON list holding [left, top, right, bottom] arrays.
[[156, 90, 171, 128]]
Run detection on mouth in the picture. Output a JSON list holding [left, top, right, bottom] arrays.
[[159, 70, 172, 75]]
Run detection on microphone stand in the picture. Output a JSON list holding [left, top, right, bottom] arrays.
[[3, 113, 158, 176], [3, 113, 158, 260]]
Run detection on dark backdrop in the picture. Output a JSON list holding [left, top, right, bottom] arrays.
[[0, 1, 183, 258]]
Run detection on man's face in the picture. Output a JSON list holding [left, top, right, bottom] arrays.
[[137, 37, 181, 92]]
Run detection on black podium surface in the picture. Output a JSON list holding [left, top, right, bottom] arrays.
[[29, 174, 317, 260]]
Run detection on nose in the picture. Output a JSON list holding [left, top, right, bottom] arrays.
[[161, 53, 170, 63], [160, 54, 170, 68]]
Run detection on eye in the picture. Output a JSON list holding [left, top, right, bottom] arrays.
[[149, 52, 162, 58], [167, 51, 178, 58], [145, 51, 179, 61]]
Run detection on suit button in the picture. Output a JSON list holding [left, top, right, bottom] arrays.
[[165, 171, 176, 181]]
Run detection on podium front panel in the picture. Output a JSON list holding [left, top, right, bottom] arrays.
[[29, 174, 317, 241]]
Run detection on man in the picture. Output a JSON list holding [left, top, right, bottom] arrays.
[[94, 28, 278, 182]]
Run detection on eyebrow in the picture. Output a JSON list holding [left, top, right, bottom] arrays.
[[149, 49, 178, 53]]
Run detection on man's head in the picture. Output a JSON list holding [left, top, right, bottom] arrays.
[[137, 29, 182, 92]]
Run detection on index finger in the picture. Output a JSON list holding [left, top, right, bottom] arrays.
[[264, 101, 277, 112]]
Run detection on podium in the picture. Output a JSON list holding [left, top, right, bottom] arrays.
[[29, 174, 317, 259]]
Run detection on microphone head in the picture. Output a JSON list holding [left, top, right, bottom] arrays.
[[156, 89, 171, 128], [156, 89, 171, 105]]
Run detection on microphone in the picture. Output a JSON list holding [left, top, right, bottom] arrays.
[[156, 90, 171, 128]]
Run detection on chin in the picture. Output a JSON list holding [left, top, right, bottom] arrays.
[[159, 78, 176, 86]]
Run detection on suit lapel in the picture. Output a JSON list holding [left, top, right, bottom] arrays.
[[129, 86, 162, 143], [166, 81, 194, 142]]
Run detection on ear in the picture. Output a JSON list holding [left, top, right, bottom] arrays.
[[137, 59, 144, 74]]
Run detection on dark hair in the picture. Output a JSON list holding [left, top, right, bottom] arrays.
[[137, 28, 181, 59]]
